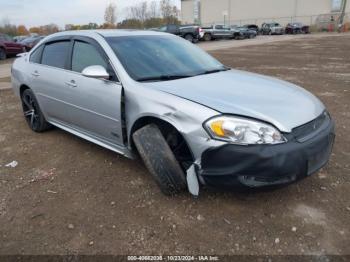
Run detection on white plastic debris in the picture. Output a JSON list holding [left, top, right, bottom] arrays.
[[186, 164, 199, 197], [5, 161, 18, 168]]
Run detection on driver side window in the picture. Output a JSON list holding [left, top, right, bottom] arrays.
[[72, 41, 108, 73]]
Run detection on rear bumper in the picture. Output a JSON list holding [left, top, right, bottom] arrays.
[[198, 115, 335, 189]]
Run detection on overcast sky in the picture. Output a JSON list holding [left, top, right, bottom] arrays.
[[0, 0, 181, 28]]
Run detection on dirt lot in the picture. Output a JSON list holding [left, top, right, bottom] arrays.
[[0, 35, 349, 256]]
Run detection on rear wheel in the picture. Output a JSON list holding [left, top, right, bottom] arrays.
[[133, 124, 187, 196], [21, 89, 52, 132], [184, 34, 194, 43], [0, 48, 6, 60], [203, 33, 212, 41]]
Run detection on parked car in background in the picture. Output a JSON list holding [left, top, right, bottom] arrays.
[[0, 33, 25, 60], [13, 35, 28, 43], [261, 22, 285, 35], [236, 26, 258, 39], [12, 30, 335, 196], [229, 26, 244, 39], [21, 36, 44, 51], [243, 24, 260, 34], [285, 23, 310, 34], [154, 24, 204, 43], [202, 24, 234, 41]]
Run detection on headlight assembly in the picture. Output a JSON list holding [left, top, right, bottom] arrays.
[[204, 116, 287, 145]]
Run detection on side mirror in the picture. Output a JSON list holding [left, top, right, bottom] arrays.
[[82, 65, 109, 80]]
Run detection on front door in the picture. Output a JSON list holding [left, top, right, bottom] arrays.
[[63, 39, 124, 146]]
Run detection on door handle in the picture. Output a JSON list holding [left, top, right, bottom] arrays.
[[31, 71, 40, 77], [65, 80, 77, 88]]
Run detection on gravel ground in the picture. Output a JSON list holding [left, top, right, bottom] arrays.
[[0, 34, 349, 257]]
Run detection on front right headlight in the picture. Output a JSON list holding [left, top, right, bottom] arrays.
[[204, 116, 287, 145]]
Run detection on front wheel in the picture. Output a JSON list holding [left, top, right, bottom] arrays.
[[21, 89, 52, 132], [133, 124, 187, 196]]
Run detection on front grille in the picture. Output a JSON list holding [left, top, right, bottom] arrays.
[[292, 112, 330, 142]]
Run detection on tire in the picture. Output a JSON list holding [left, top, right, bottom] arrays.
[[0, 48, 6, 60], [133, 124, 187, 196], [203, 33, 212, 41], [184, 34, 194, 43], [21, 89, 52, 132]]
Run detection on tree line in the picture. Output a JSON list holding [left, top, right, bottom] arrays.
[[0, 0, 179, 36], [0, 18, 59, 36]]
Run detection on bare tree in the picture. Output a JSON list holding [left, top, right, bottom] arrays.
[[0, 18, 17, 36], [104, 2, 117, 26], [129, 1, 149, 22], [160, 0, 180, 24], [160, 0, 172, 18], [148, 1, 159, 18]]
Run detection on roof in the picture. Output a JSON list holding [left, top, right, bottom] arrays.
[[49, 29, 168, 38]]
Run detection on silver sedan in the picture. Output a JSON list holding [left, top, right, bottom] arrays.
[[11, 30, 335, 196]]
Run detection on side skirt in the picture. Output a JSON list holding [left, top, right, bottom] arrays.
[[48, 119, 134, 159]]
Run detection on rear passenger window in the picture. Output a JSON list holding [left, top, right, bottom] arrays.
[[29, 45, 44, 64], [72, 41, 107, 73], [42, 41, 70, 69]]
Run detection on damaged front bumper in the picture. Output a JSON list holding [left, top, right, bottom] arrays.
[[196, 113, 335, 189]]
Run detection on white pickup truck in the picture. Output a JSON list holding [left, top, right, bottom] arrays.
[[201, 24, 236, 41]]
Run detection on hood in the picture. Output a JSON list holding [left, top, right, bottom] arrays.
[[144, 70, 325, 132]]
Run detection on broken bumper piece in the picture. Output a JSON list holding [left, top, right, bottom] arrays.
[[197, 114, 335, 189]]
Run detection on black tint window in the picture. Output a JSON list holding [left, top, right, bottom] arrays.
[[42, 41, 70, 69], [72, 41, 107, 73], [29, 45, 44, 64]]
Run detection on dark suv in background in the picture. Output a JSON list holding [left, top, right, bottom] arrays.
[[243, 24, 260, 34], [154, 24, 204, 43], [0, 33, 25, 60], [285, 23, 310, 34]]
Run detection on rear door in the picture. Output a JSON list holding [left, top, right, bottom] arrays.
[[223, 26, 233, 37], [62, 37, 124, 146], [29, 39, 72, 124], [167, 25, 180, 35], [214, 25, 225, 38]]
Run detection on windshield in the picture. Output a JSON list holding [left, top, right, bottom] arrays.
[[106, 35, 227, 82]]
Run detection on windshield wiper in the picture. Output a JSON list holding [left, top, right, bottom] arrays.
[[197, 66, 231, 76], [137, 75, 194, 82]]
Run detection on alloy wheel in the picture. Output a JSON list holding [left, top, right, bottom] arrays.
[[22, 93, 40, 130]]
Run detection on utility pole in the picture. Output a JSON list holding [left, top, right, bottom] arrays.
[[293, 0, 299, 22], [338, 0, 348, 32], [228, 0, 231, 26]]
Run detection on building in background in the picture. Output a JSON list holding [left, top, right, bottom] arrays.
[[181, 0, 350, 26]]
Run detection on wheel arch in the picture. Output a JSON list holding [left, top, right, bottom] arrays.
[[19, 84, 31, 97], [129, 115, 195, 162]]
